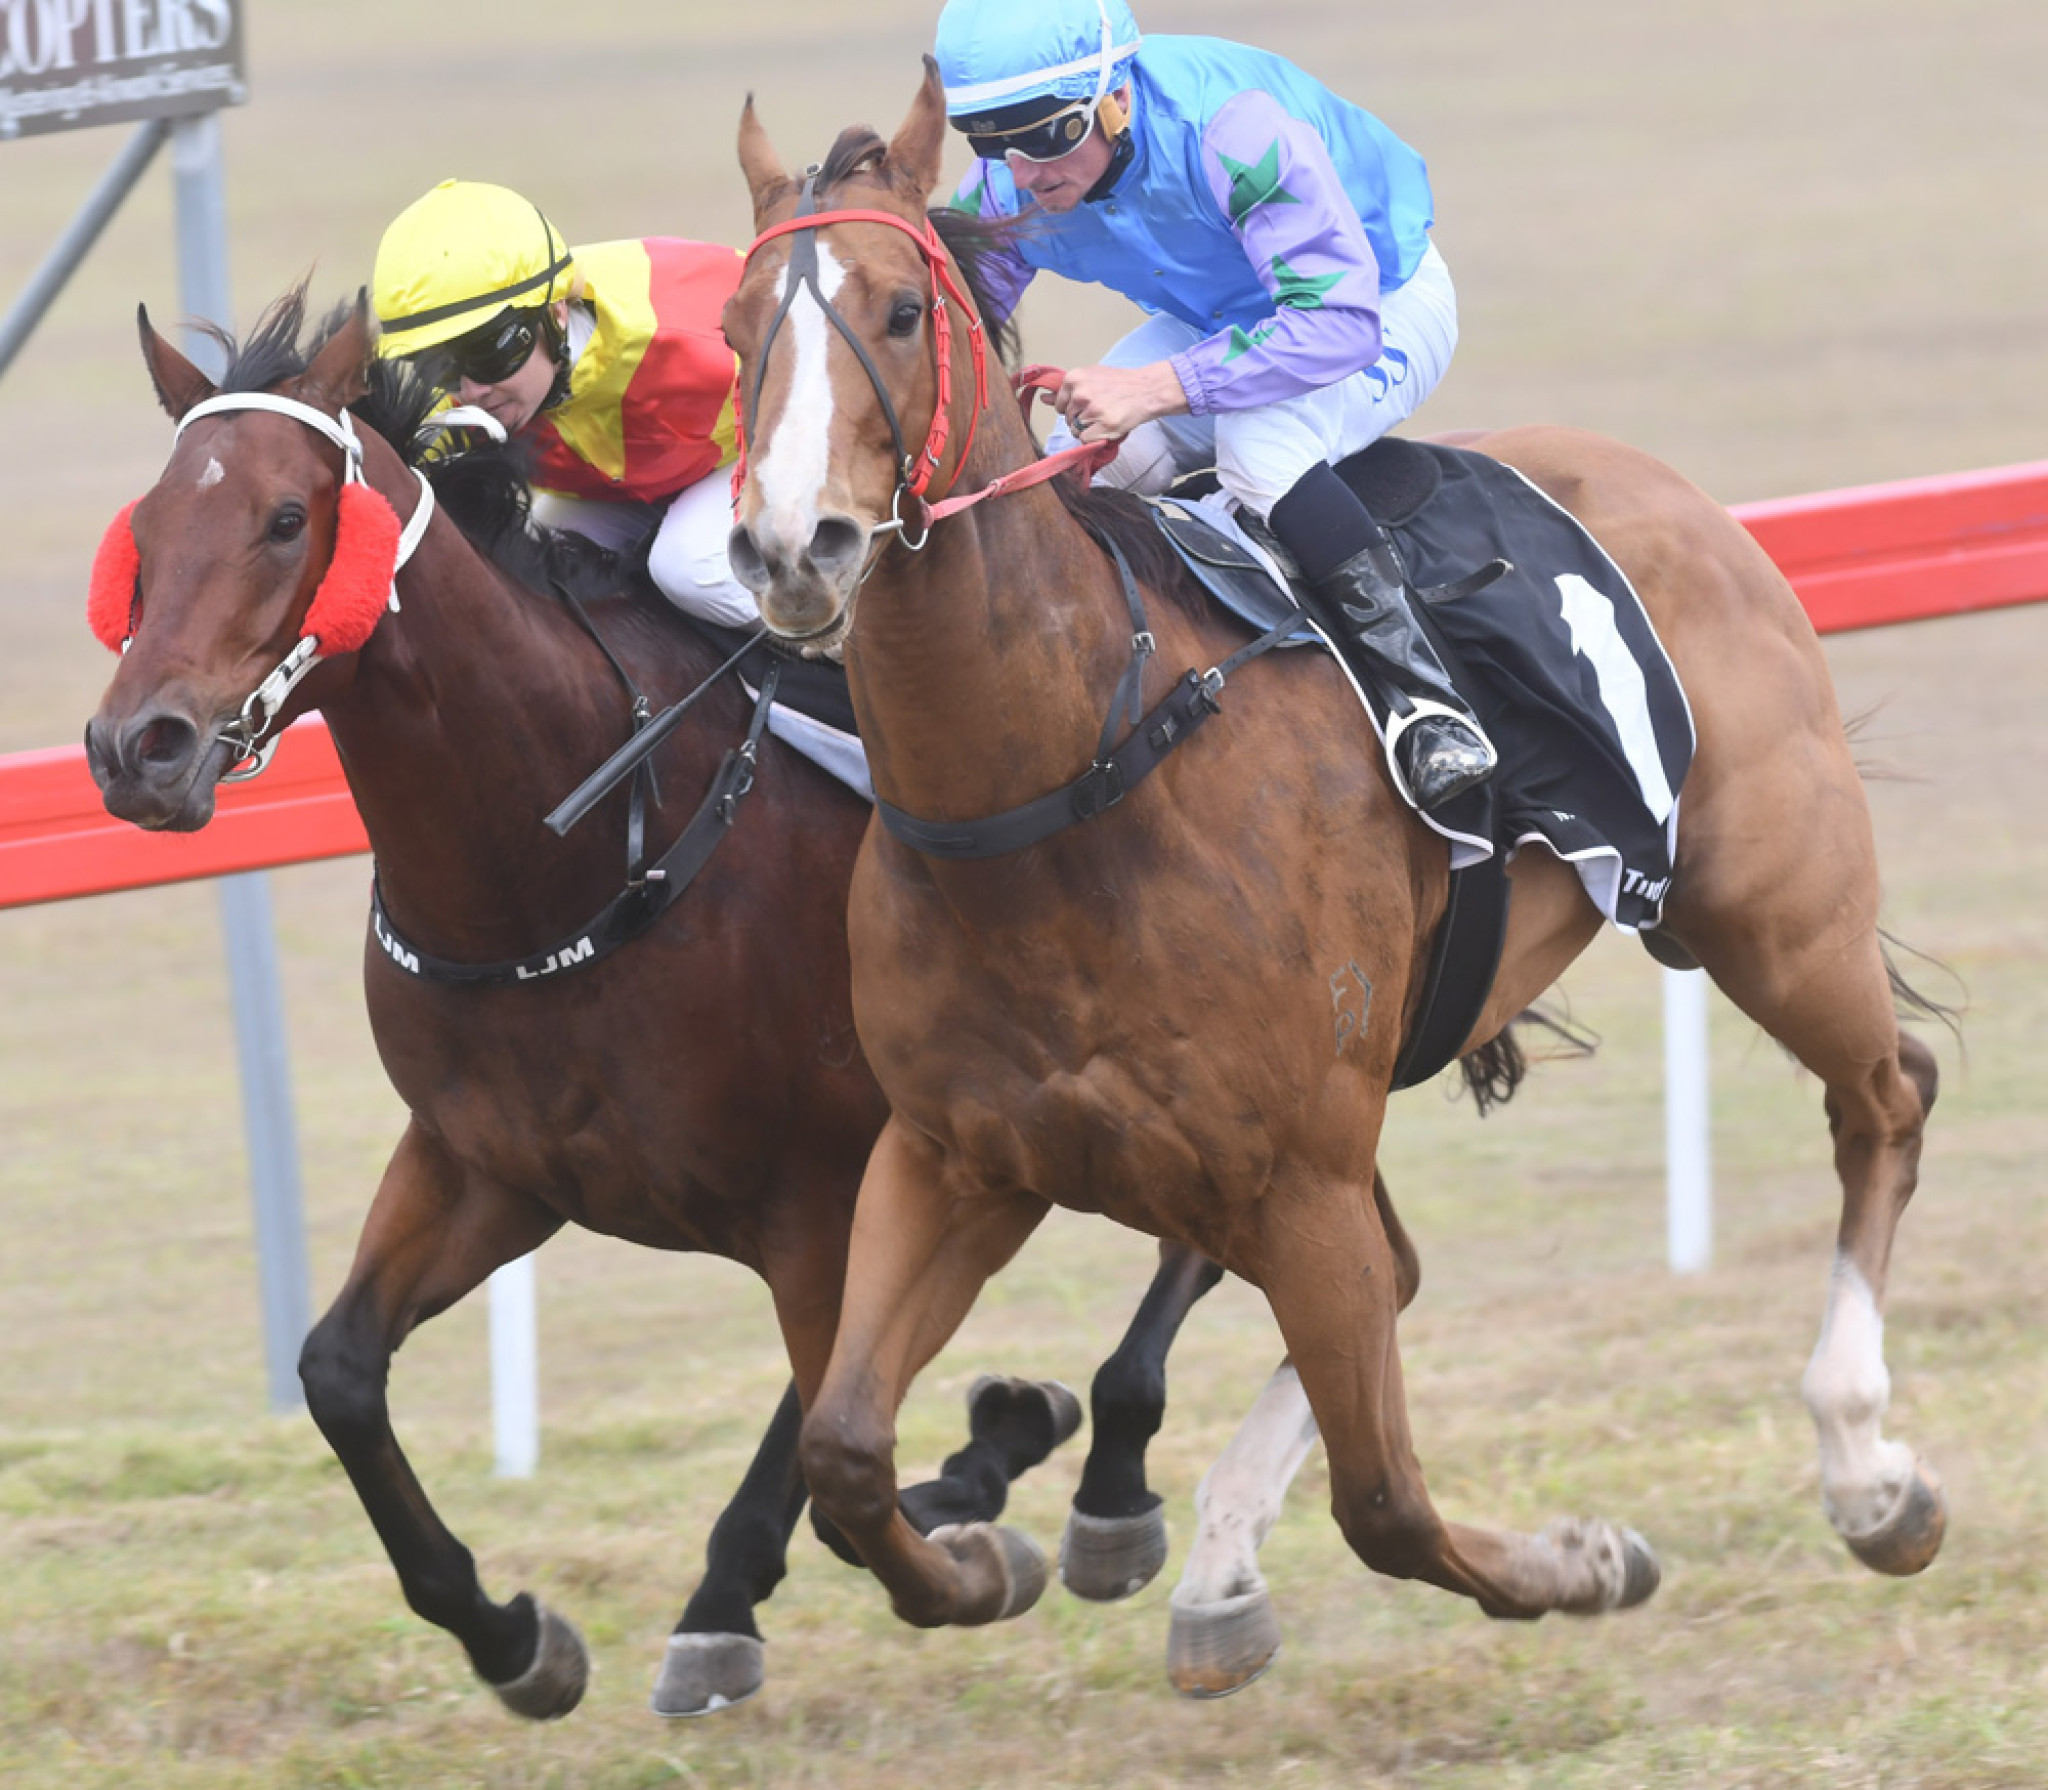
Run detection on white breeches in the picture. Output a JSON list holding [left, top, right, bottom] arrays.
[[532, 474, 872, 798], [1050, 241, 1459, 518]]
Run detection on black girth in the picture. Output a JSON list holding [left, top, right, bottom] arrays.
[[875, 536, 1296, 858]]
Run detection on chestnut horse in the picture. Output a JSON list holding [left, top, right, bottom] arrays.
[[81, 293, 1205, 1718], [721, 68, 1947, 1689]]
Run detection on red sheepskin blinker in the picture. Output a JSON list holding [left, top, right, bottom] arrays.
[[88, 499, 142, 652], [302, 482, 403, 656], [89, 483, 404, 660]]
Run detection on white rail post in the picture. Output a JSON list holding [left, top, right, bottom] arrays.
[[488, 1255, 540, 1477], [1663, 965, 1712, 1273]]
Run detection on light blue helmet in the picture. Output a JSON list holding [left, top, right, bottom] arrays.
[[935, 0, 1142, 121]]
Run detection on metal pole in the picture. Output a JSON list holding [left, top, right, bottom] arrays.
[[0, 119, 170, 383], [171, 110, 313, 1411], [1663, 965, 1712, 1274]]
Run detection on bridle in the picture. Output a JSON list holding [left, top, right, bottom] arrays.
[[736, 169, 1114, 557], [169, 393, 439, 779]]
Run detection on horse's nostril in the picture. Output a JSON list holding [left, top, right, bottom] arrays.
[[809, 516, 864, 574], [135, 714, 198, 770], [726, 522, 769, 593]]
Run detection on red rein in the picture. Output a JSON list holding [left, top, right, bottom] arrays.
[[88, 482, 403, 656]]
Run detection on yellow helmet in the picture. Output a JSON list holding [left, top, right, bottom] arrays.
[[372, 179, 576, 357]]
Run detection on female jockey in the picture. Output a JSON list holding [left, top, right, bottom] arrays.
[[371, 178, 757, 631], [371, 179, 869, 791], [937, 0, 1494, 810]]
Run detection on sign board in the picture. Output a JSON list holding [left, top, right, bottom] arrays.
[[1, 0, 246, 141]]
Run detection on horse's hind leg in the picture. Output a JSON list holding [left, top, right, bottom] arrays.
[[298, 1122, 583, 1718], [1682, 912, 1945, 1574], [1251, 1163, 1660, 1622], [1165, 1172, 1417, 1696], [1061, 1240, 1226, 1602]]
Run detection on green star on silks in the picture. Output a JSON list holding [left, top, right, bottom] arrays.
[[1269, 253, 1343, 310], [1217, 141, 1301, 225], [1222, 319, 1280, 362]]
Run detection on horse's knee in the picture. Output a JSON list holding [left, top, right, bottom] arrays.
[[298, 1310, 385, 1445], [798, 1404, 897, 1538]]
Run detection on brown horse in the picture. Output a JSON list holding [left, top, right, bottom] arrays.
[[80, 291, 1175, 1719], [721, 68, 1947, 1679]]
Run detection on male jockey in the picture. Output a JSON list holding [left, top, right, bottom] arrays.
[[937, 0, 1494, 810], [371, 178, 757, 631]]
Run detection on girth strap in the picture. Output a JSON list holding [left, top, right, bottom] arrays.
[[876, 537, 1297, 860]]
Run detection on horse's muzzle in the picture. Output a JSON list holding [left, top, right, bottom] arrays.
[[727, 512, 868, 643], [84, 705, 227, 831]]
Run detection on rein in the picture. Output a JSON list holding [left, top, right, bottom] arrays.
[[739, 183, 1290, 861]]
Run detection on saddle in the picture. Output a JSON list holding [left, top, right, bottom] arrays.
[[1149, 436, 1696, 1087]]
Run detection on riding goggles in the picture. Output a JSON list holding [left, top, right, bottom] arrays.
[[431, 306, 545, 387], [964, 98, 1098, 164]]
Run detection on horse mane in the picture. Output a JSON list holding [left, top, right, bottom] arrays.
[[349, 355, 638, 604]]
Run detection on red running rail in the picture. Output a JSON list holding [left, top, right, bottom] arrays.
[[7, 459, 2048, 910]]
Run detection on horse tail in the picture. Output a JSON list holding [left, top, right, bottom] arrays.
[[1454, 1001, 1600, 1115], [1881, 929, 1966, 1047]]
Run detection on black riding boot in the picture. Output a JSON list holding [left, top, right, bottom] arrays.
[[1268, 462, 1494, 811]]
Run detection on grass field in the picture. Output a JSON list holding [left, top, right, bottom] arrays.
[[3, 3, 2045, 1786]]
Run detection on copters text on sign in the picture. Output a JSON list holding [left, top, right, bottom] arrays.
[[1, 0, 246, 141]]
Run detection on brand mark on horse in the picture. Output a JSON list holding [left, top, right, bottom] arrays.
[[1329, 960, 1373, 1054]]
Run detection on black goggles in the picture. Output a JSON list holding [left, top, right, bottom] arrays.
[[963, 99, 1095, 164], [432, 308, 545, 388]]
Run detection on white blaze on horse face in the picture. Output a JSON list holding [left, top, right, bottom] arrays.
[[197, 457, 225, 491], [1801, 1255, 1915, 1539], [752, 242, 849, 559]]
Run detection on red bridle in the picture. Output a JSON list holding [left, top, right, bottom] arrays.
[[736, 196, 1114, 544]]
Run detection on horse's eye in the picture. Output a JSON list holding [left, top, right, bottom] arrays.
[[888, 298, 924, 338], [269, 506, 306, 545]]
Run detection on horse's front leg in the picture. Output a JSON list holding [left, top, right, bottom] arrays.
[[297, 1122, 581, 1718], [798, 1118, 1052, 1628], [1060, 1240, 1225, 1602], [653, 1380, 809, 1718]]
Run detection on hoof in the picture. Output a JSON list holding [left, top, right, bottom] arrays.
[[1060, 1501, 1169, 1602], [1843, 1459, 1947, 1577], [651, 1631, 765, 1718], [491, 1602, 588, 1721], [1544, 1519, 1661, 1614], [1166, 1586, 1282, 1699], [969, 1374, 1084, 1456], [928, 1521, 1048, 1624]]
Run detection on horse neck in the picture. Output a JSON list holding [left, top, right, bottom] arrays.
[[845, 406, 1156, 823], [322, 430, 719, 952]]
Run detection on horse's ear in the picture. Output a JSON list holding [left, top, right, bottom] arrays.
[[738, 94, 792, 221], [300, 290, 373, 411], [137, 304, 216, 421], [885, 57, 948, 204]]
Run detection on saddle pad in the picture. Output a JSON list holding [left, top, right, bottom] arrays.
[[1152, 445, 1695, 934]]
